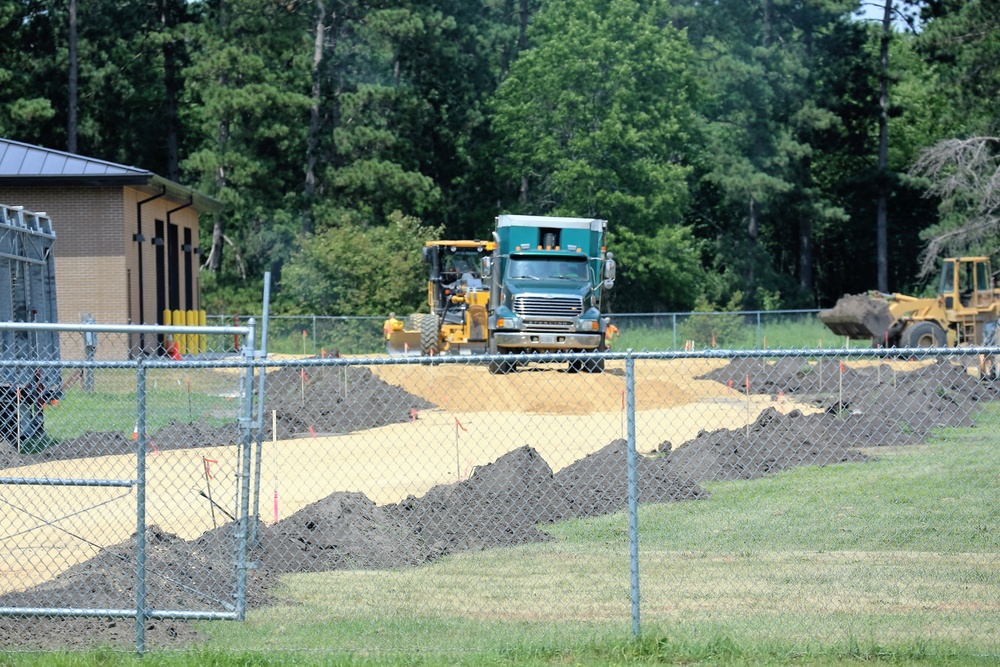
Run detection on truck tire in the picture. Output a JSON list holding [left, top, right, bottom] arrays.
[[900, 321, 947, 348], [487, 335, 511, 374], [420, 313, 440, 356], [585, 340, 607, 373]]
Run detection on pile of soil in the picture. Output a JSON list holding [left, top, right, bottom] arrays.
[[261, 366, 435, 439], [2, 356, 997, 649], [701, 356, 997, 448]]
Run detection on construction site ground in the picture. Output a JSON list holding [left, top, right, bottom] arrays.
[[2, 355, 997, 649]]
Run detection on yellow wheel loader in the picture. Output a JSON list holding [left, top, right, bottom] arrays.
[[819, 256, 1000, 348], [387, 240, 494, 356]]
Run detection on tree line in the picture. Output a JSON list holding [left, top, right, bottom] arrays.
[[2, 0, 998, 316]]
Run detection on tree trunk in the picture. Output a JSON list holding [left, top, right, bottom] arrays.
[[67, 0, 78, 153], [799, 159, 814, 294], [205, 0, 230, 273], [304, 0, 327, 233], [162, 0, 181, 181], [876, 0, 892, 292], [518, 0, 530, 52], [747, 195, 759, 289]]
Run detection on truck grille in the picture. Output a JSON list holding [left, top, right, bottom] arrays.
[[513, 295, 583, 318]]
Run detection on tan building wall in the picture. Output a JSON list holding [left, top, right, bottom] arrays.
[[0, 185, 202, 359]]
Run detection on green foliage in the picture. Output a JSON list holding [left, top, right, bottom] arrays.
[[491, 0, 700, 311], [915, 0, 1000, 134], [608, 224, 703, 311], [676, 292, 752, 348], [199, 273, 268, 316], [492, 0, 697, 233], [279, 211, 443, 316], [6, 0, 1000, 319]]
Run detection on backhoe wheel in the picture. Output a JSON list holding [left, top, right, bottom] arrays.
[[901, 321, 947, 348], [420, 313, 440, 356]]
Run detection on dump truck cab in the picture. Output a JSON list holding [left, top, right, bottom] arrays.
[[485, 214, 615, 373]]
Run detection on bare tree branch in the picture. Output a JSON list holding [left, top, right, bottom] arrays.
[[910, 137, 1000, 277]]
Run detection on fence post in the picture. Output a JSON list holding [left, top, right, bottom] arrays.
[[626, 350, 640, 637], [134, 360, 148, 655], [250, 273, 272, 546], [235, 319, 257, 620]]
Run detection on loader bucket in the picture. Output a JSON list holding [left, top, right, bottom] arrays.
[[819, 294, 895, 341], [386, 330, 423, 356]]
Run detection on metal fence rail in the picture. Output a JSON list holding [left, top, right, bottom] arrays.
[[1, 338, 997, 656], [207, 309, 827, 355]]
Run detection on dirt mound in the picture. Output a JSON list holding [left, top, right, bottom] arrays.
[[263, 365, 435, 438], [662, 407, 871, 481], [257, 491, 434, 572], [556, 439, 707, 516], [0, 522, 276, 649], [387, 446, 573, 555]]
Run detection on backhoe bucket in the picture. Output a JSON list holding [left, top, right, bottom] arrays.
[[819, 294, 895, 341]]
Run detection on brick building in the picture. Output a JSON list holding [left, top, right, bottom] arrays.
[[0, 138, 221, 356]]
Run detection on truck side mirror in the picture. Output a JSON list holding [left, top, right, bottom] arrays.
[[604, 257, 616, 286], [481, 257, 492, 279]]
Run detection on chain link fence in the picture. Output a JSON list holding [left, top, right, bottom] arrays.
[[207, 310, 828, 356], [1, 329, 997, 656]]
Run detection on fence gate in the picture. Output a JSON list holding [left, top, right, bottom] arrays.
[[0, 321, 258, 652]]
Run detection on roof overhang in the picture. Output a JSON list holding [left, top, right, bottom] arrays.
[[0, 173, 224, 214]]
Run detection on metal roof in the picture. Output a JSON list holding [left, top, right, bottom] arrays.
[[0, 138, 223, 213]]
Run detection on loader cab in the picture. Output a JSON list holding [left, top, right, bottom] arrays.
[[939, 257, 992, 310], [423, 241, 492, 321]]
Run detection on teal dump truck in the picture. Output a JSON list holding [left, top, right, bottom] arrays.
[[484, 214, 615, 374], [0, 204, 61, 446]]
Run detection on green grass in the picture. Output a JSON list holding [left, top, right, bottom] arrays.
[[3, 394, 997, 666], [41, 368, 241, 442]]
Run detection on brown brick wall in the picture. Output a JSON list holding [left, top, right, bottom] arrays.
[[0, 186, 203, 359]]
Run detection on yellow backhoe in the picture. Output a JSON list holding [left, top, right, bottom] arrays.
[[819, 257, 1000, 348], [387, 240, 494, 356]]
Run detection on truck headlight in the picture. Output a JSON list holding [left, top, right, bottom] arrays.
[[577, 320, 600, 332]]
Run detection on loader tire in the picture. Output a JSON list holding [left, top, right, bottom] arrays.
[[420, 313, 440, 356], [900, 321, 947, 348]]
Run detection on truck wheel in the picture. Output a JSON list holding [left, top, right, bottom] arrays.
[[584, 339, 607, 373], [487, 336, 511, 374], [901, 321, 947, 348], [420, 313, 440, 356]]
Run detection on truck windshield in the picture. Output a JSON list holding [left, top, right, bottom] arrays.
[[508, 257, 588, 281]]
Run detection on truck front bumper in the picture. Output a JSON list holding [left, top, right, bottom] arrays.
[[493, 331, 603, 351]]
